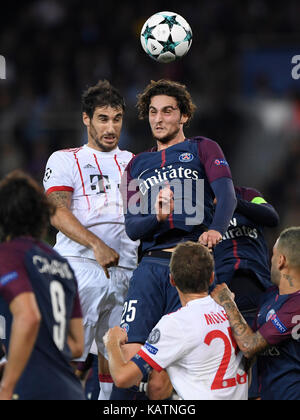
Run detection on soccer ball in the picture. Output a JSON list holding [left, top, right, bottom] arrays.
[[140, 11, 192, 63]]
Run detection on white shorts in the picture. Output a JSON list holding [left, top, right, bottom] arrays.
[[67, 257, 133, 361]]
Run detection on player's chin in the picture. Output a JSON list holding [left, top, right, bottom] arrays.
[[101, 138, 118, 151]]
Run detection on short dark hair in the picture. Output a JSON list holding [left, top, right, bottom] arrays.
[[277, 226, 300, 269], [0, 170, 56, 241], [170, 241, 214, 293], [81, 80, 126, 119], [136, 79, 197, 125]]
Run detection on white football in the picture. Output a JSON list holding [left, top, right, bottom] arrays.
[[140, 11, 192, 63]]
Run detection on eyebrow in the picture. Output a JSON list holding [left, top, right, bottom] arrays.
[[149, 105, 178, 111], [96, 112, 123, 118]]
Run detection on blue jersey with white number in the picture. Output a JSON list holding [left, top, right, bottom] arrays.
[[0, 237, 84, 400]]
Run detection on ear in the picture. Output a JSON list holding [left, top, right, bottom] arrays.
[[278, 254, 287, 270], [82, 112, 91, 127], [209, 272, 215, 286], [170, 274, 176, 287], [180, 114, 189, 125]]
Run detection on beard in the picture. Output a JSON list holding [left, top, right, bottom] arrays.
[[89, 122, 118, 152], [152, 126, 181, 144]]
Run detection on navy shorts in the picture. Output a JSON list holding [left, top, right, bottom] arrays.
[[120, 253, 181, 343]]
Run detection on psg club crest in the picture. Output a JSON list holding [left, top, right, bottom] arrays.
[[179, 152, 194, 162]]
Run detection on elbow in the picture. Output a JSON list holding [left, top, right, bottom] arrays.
[[25, 311, 41, 333], [72, 344, 84, 360], [113, 373, 133, 389]]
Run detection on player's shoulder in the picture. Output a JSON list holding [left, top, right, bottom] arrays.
[[188, 135, 220, 148], [47, 146, 84, 163], [115, 149, 135, 165]]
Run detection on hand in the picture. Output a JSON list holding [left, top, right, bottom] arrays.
[[103, 326, 128, 349], [155, 186, 174, 222], [211, 283, 235, 307], [198, 229, 222, 250], [92, 242, 119, 279]]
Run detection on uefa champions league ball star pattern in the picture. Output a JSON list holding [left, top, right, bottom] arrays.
[[140, 11, 192, 63]]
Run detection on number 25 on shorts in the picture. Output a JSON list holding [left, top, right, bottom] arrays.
[[121, 300, 138, 324]]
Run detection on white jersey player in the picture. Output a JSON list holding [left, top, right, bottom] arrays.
[[104, 242, 248, 400], [44, 80, 139, 400]]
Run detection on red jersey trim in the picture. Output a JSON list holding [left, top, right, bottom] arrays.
[[138, 349, 163, 373], [46, 186, 74, 195], [232, 239, 241, 270]]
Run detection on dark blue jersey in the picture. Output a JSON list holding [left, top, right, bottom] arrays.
[[0, 237, 84, 400], [122, 136, 235, 254], [213, 187, 278, 290], [255, 286, 300, 400]]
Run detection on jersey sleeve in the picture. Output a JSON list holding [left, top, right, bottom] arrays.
[[136, 315, 187, 372], [0, 249, 33, 305], [258, 294, 300, 345], [43, 151, 75, 195], [197, 138, 233, 183]]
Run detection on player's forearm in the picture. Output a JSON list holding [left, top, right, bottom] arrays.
[[236, 200, 279, 227], [210, 178, 237, 234], [124, 212, 161, 241], [0, 312, 40, 397], [68, 318, 84, 359], [106, 342, 141, 388], [218, 295, 267, 359], [51, 207, 106, 251]]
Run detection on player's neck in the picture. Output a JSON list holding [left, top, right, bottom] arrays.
[[179, 291, 209, 307], [279, 268, 300, 295], [156, 132, 185, 151]]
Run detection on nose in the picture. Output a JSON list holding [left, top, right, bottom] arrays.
[[154, 111, 163, 123], [106, 119, 116, 133]]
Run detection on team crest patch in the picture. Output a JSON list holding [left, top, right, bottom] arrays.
[[121, 323, 129, 333], [179, 152, 194, 162]]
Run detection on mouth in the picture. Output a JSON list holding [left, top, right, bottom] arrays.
[[103, 135, 117, 143]]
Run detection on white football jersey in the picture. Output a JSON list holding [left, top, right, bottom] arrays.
[[43, 145, 138, 270], [138, 296, 248, 400]]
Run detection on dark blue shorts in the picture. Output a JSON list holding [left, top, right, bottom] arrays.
[[120, 254, 181, 343]]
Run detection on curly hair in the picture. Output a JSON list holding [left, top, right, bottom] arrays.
[[136, 79, 197, 125], [0, 170, 56, 241], [81, 80, 126, 119]]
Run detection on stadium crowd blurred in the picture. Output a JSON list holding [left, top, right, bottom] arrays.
[[0, 0, 299, 248]]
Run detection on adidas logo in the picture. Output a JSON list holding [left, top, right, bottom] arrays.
[[84, 164, 96, 169]]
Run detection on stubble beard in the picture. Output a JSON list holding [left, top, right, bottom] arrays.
[[89, 122, 118, 152]]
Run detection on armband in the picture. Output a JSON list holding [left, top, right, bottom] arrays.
[[251, 197, 267, 205]]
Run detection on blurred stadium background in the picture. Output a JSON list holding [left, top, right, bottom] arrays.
[[0, 0, 299, 249]]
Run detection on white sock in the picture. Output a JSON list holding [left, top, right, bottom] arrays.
[[98, 374, 113, 400]]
